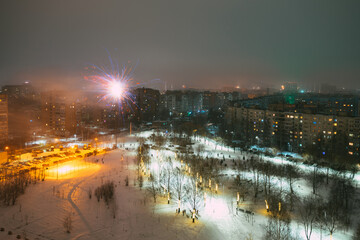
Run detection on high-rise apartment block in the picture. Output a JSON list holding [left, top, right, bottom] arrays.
[[0, 94, 8, 147]]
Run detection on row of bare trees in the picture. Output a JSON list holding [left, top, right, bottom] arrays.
[[228, 153, 358, 239], [0, 172, 31, 206]]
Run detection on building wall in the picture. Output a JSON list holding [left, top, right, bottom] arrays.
[[0, 94, 8, 146], [227, 106, 360, 157], [41, 91, 78, 137]]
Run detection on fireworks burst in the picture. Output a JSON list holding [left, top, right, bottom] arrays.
[[84, 56, 139, 113]]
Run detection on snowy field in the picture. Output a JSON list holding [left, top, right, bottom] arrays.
[[0, 132, 357, 239]]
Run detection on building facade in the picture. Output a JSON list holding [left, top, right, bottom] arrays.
[[0, 94, 8, 147], [226, 105, 360, 159]]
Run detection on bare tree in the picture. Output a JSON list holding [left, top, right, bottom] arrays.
[[186, 176, 203, 212], [233, 174, 250, 202], [284, 164, 299, 195], [263, 217, 295, 240], [261, 161, 274, 196], [299, 196, 318, 240], [317, 201, 340, 240], [264, 191, 294, 240], [94, 181, 115, 205], [147, 173, 160, 203], [162, 157, 174, 202], [249, 157, 261, 199], [172, 168, 186, 213], [185, 176, 203, 223]]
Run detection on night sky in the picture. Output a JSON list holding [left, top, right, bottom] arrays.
[[1, 0, 360, 90]]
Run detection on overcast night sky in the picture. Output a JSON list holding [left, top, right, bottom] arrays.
[[1, 0, 360, 90]]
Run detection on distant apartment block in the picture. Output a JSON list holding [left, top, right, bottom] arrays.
[[0, 94, 8, 147], [226, 93, 360, 158], [41, 91, 78, 137]]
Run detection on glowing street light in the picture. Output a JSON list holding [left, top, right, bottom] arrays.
[[215, 183, 218, 193], [178, 199, 181, 213], [209, 179, 211, 189], [265, 200, 269, 212], [237, 192, 240, 205], [168, 192, 170, 204]]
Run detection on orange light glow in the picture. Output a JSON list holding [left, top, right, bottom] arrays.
[[46, 160, 100, 180]]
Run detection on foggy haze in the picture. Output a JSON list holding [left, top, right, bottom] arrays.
[[1, 0, 360, 90]]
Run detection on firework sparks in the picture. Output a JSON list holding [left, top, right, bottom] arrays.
[[84, 56, 138, 113]]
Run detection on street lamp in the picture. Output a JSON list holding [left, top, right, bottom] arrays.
[[5, 146, 9, 162], [265, 200, 269, 212], [178, 199, 181, 213]]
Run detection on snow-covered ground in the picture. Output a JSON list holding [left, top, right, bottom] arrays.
[[0, 132, 357, 239]]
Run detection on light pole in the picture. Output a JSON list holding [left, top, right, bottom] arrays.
[[5, 146, 9, 162], [237, 192, 240, 206], [265, 199, 269, 212]]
